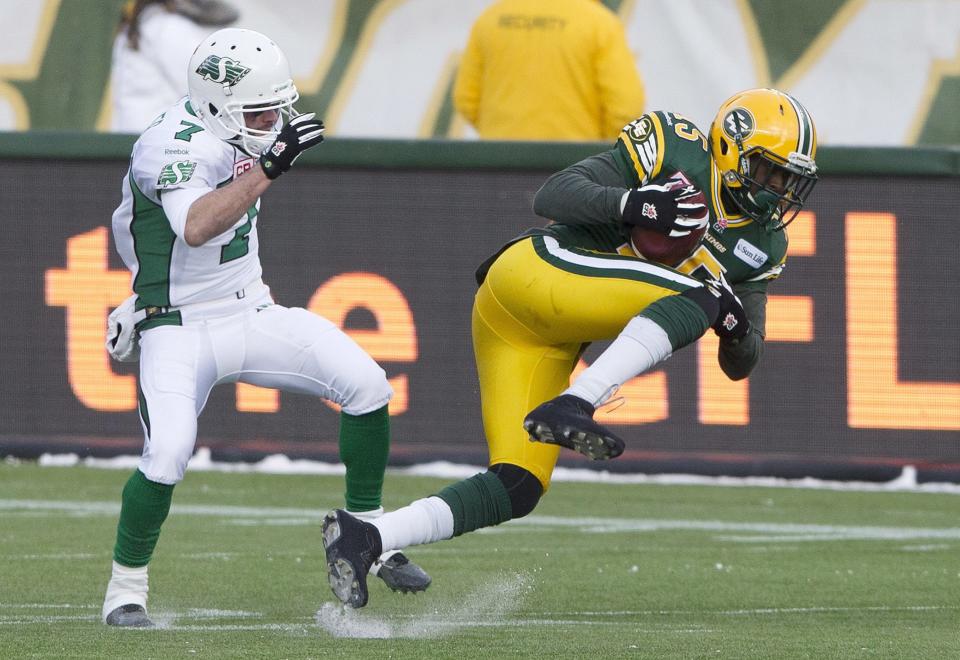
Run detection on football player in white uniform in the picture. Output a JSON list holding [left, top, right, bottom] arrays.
[[102, 28, 430, 627]]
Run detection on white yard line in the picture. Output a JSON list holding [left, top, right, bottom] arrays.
[[17, 449, 960, 495], [2, 601, 957, 634], [0, 614, 98, 624], [4, 553, 99, 560], [520, 515, 960, 542], [1, 498, 958, 543], [0, 603, 96, 609], [567, 605, 960, 616]]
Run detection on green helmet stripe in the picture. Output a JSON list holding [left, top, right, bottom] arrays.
[[784, 93, 814, 157]]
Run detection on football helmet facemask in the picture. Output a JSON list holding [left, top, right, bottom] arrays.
[[709, 88, 818, 230], [187, 28, 299, 156]]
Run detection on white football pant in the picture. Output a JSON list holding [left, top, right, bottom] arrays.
[[135, 280, 392, 484]]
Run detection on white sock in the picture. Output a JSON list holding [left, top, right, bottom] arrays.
[[565, 316, 672, 406], [101, 561, 149, 622], [347, 506, 384, 522], [370, 496, 454, 552]]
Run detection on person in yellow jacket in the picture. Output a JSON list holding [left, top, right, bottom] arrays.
[[454, 0, 645, 141]]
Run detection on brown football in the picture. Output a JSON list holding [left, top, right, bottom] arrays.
[[630, 171, 709, 267]]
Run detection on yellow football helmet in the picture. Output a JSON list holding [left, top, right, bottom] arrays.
[[708, 88, 818, 230]]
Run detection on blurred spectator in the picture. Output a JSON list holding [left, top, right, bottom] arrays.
[[453, 0, 644, 141], [109, 0, 238, 133]]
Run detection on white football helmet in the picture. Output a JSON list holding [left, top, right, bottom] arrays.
[[187, 28, 299, 155]]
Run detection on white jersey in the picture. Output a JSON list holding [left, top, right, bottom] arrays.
[[112, 98, 262, 308]]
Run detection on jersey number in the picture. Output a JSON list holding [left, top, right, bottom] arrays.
[[174, 121, 204, 142], [220, 205, 257, 263], [676, 244, 726, 281], [672, 114, 708, 152]]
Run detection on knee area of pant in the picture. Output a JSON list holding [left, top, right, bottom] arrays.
[[140, 450, 190, 485], [340, 366, 393, 414], [138, 467, 182, 486], [489, 463, 543, 519]]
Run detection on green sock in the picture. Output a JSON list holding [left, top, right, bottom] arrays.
[[112, 470, 174, 567], [339, 405, 389, 512], [437, 471, 513, 536]]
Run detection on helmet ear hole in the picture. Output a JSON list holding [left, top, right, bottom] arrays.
[[720, 138, 728, 156], [208, 103, 219, 117]]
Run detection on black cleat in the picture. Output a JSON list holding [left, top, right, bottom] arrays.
[[524, 394, 625, 460], [322, 509, 382, 608], [104, 604, 154, 628], [375, 552, 431, 594]]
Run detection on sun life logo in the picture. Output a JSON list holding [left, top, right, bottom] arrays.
[[195, 55, 251, 86]]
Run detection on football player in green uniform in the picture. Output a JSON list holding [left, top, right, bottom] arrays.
[[320, 88, 818, 608], [531, 86, 817, 382], [522, 86, 817, 454]]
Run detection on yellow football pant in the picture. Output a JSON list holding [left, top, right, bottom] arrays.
[[473, 236, 699, 490]]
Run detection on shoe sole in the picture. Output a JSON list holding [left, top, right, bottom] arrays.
[[104, 607, 154, 628], [376, 563, 431, 594], [378, 577, 429, 594], [524, 419, 624, 460], [322, 512, 367, 608]]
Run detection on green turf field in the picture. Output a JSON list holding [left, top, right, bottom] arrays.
[[1, 461, 958, 659]]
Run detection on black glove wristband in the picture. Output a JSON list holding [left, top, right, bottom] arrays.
[[621, 188, 678, 234], [259, 149, 285, 180], [714, 292, 750, 341], [258, 113, 325, 180]]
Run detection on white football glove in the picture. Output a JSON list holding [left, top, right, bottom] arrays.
[[105, 294, 145, 363]]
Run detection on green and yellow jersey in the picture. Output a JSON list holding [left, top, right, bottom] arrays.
[[531, 110, 787, 293], [484, 110, 797, 379], [614, 111, 788, 295]]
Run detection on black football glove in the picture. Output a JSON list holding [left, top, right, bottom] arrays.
[[259, 113, 325, 180], [620, 181, 708, 237], [704, 275, 750, 342]]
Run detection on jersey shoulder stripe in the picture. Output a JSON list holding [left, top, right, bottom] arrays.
[[616, 111, 669, 186]]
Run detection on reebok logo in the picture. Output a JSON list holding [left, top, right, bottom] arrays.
[[676, 184, 698, 199]]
